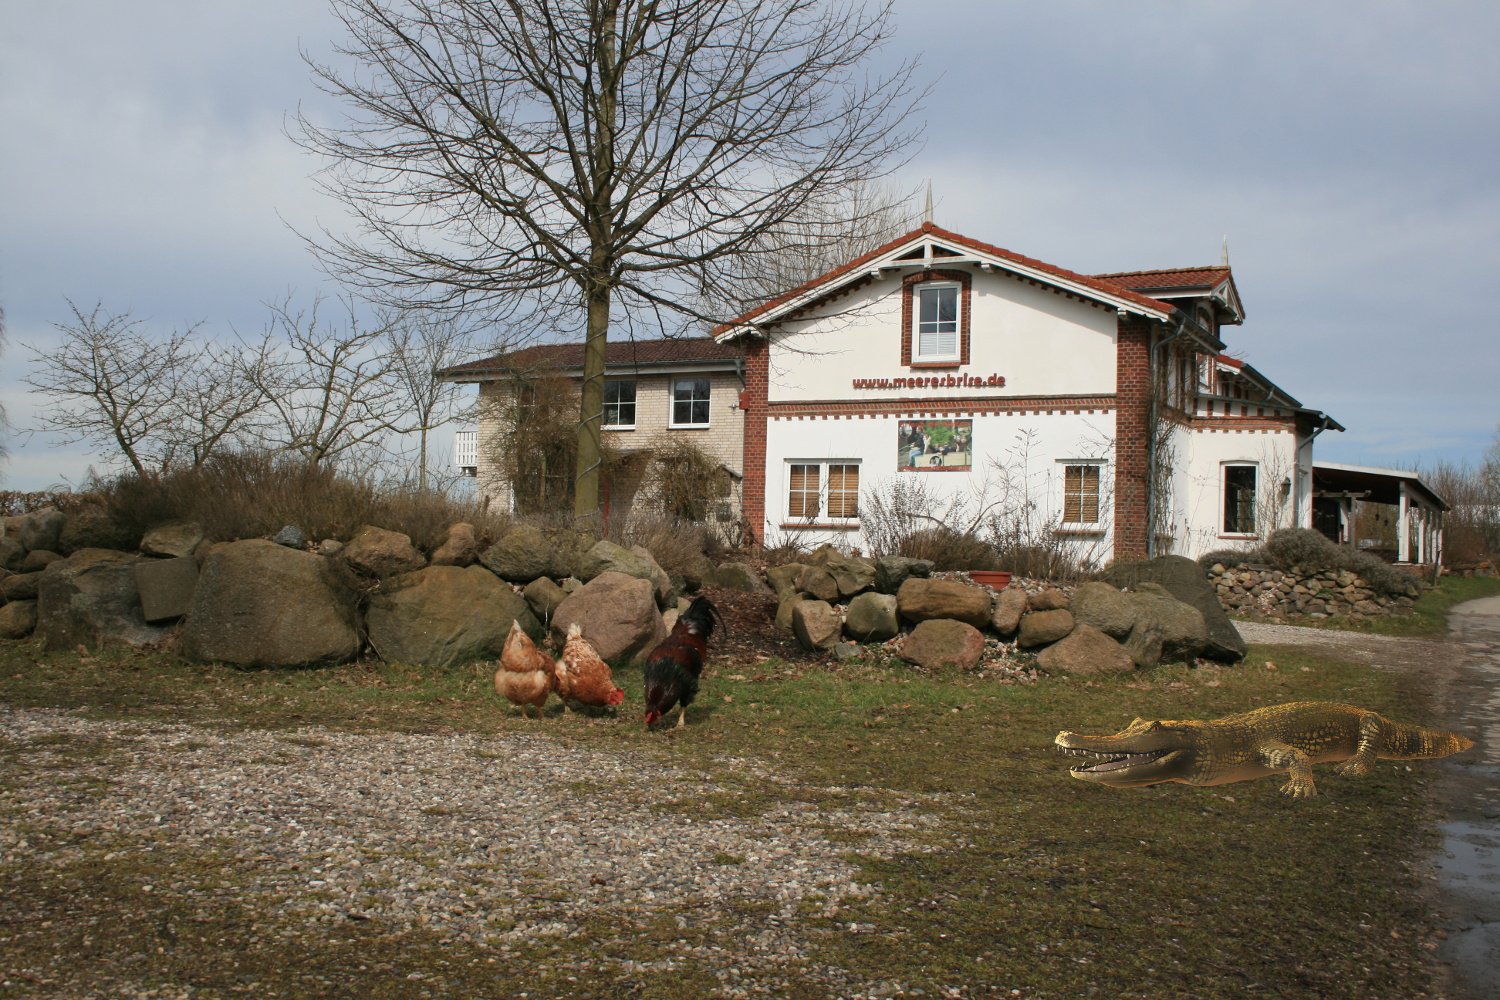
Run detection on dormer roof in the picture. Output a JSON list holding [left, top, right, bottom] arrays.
[[1093, 265, 1244, 325]]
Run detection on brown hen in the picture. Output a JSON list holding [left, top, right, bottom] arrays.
[[552, 623, 625, 711], [495, 620, 553, 720]]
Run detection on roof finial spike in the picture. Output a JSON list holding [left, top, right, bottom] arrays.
[[1221, 235, 1230, 267], [923, 179, 934, 226]]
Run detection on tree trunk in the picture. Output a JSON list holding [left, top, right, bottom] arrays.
[[573, 282, 610, 522], [418, 427, 428, 492]]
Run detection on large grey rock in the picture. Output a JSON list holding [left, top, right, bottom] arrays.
[[706, 562, 770, 593], [480, 525, 589, 583], [792, 600, 841, 651], [181, 540, 360, 668], [1027, 588, 1069, 612], [133, 556, 200, 622], [1123, 617, 1164, 670], [796, 565, 839, 603], [900, 619, 985, 671], [429, 523, 478, 567], [140, 522, 205, 559], [1100, 554, 1246, 662], [628, 545, 676, 608], [578, 539, 654, 581], [550, 571, 665, 665], [0, 538, 22, 573], [5, 508, 65, 554], [1070, 579, 1209, 663], [367, 565, 539, 668], [1017, 609, 1075, 648], [1068, 582, 1138, 639], [896, 578, 992, 629], [1037, 624, 1135, 676], [1131, 583, 1209, 662], [522, 576, 569, 624], [0, 600, 37, 639], [873, 556, 933, 595], [20, 550, 63, 574], [843, 592, 899, 642], [990, 587, 1029, 636], [340, 525, 426, 577], [766, 563, 806, 600], [1, 571, 41, 602], [774, 592, 810, 632], [56, 506, 137, 555], [37, 549, 167, 651], [271, 525, 307, 548], [824, 552, 877, 598]]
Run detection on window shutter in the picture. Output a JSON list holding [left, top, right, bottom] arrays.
[[827, 464, 859, 518], [789, 464, 820, 518]]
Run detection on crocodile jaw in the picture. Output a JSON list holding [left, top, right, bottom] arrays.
[[1056, 745, 1196, 786]]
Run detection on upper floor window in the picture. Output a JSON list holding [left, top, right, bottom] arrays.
[[914, 284, 960, 362], [671, 377, 711, 427], [1223, 464, 1257, 534], [603, 379, 636, 428]]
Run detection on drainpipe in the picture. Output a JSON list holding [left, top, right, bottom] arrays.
[[1299, 414, 1334, 531], [1144, 311, 1189, 558]]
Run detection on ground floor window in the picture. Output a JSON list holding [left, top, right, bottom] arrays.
[[1062, 464, 1102, 525], [786, 461, 860, 521], [1223, 464, 1257, 534]]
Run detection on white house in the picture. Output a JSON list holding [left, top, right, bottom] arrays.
[[714, 223, 1343, 564]]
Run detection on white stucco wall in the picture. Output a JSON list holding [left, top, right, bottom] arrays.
[[767, 269, 1119, 403], [1175, 426, 1302, 559]]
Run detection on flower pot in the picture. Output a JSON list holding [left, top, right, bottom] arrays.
[[968, 571, 1013, 588]]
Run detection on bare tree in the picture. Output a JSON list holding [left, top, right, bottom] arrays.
[[299, 0, 921, 520], [24, 301, 270, 478], [240, 297, 405, 469], [383, 310, 488, 489]]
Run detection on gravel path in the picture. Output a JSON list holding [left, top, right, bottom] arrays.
[[0, 707, 948, 997]]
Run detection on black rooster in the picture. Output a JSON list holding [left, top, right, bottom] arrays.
[[643, 596, 722, 728]]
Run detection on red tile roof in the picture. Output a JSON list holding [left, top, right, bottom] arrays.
[[439, 336, 742, 377], [1093, 266, 1231, 291], [712, 223, 1176, 336]]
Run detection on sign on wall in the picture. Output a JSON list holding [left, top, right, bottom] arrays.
[[898, 419, 972, 472]]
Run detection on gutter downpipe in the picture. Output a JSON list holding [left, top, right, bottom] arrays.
[[1300, 414, 1334, 531], [1145, 310, 1190, 558]]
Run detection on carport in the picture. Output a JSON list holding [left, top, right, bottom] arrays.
[[1311, 461, 1450, 565]]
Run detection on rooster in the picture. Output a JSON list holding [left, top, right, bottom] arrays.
[[643, 596, 721, 728], [495, 620, 553, 720], [552, 623, 625, 711]]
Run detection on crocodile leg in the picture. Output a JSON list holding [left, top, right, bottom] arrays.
[[1333, 712, 1384, 777], [1259, 740, 1318, 798]]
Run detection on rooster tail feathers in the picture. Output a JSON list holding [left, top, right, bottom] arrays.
[[680, 596, 725, 641]]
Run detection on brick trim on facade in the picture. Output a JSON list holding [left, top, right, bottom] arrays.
[[900, 269, 972, 368], [766, 394, 1115, 419], [1113, 316, 1152, 560], [740, 339, 770, 544]]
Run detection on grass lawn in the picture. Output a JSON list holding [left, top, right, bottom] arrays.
[[1233, 575, 1500, 639], [0, 637, 1454, 999]]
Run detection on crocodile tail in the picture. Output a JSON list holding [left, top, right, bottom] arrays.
[[1392, 722, 1475, 760]]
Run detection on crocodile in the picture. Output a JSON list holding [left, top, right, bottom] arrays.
[[1055, 701, 1474, 798]]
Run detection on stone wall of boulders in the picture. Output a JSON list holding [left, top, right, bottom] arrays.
[[773, 549, 1246, 675], [0, 507, 751, 669], [1204, 560, 1420, 624]]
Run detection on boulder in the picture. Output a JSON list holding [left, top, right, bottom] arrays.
[[367, 565, 539, 668], [873, 556, 933, 595], [1069, 582, 1139, 639], [1036, 624, 1135, 676], [896, 578, 992, 629], [559, 576, 582, 595], [340, 525, 426, 577], [271, 525, 307, 548], [0, 600, 37, 639], [706, 562, 770, 593], [317, 539, 344, 556], [1123, 617, 1164, 670], [180, 540, 360, 668], [681, 553, 717, 591], [522, 576, 569, 624], [56, 505, 136, 555], [803, 543, 843, 567], [766, 563, 806, 601], [824, 551, 877, 597], [628, 544, 676, 607], [796, 565, 840, 603], [900, 619, 985, 671], [774, 592, 810, 632], [36, 549, 168, 651], [479, 525, 555, 582], [2, 572, 41, 602], [0, 538, 22, 573], [1100, 554, 1246, 662], [792, 600, 841, 651], [550, 571, 665, 665], [843, 592, 900, 642], [133, 556, 200, 622], [140, 522, 205, 559], [20, 550, 63, 574], [5, 508, 65, 554], [578, 539, 654, 582], [1131, 583, 1209, 662], [429, 523, 478, 567], [990, 587, 1029, 636], [197, 541, 232, 565], [1027, 588, 1069, 612], [833, 642, 862, 662], [1017, 609, 1075, 648]]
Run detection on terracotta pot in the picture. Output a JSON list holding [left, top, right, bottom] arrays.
[[968, 571, 1013, 588]]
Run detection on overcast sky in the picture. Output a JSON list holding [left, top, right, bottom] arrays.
[[2, 1, 1497, 491]]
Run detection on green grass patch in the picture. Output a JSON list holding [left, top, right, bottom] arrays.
[[1238, 575, 1500, 638], [0, 635, 1454, 998]]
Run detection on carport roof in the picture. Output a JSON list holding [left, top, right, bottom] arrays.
[[1312, 462, 1449, 511]]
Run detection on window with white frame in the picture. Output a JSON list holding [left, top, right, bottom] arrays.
[[1061, 464, 1103, 525], [671, 377, 711, 426], [913, 283, 960, 362], [786, 461, 860, 521], [602, 379, 636, 428], [1223, 464, 1257, 534]]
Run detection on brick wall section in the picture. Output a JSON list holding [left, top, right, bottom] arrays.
[[899, 269, 972, 368], [740, 338, 770, 544], [1114, 315, 1152, 560]]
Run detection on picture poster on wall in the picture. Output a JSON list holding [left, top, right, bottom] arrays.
[[898, 419, 972, 471]]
